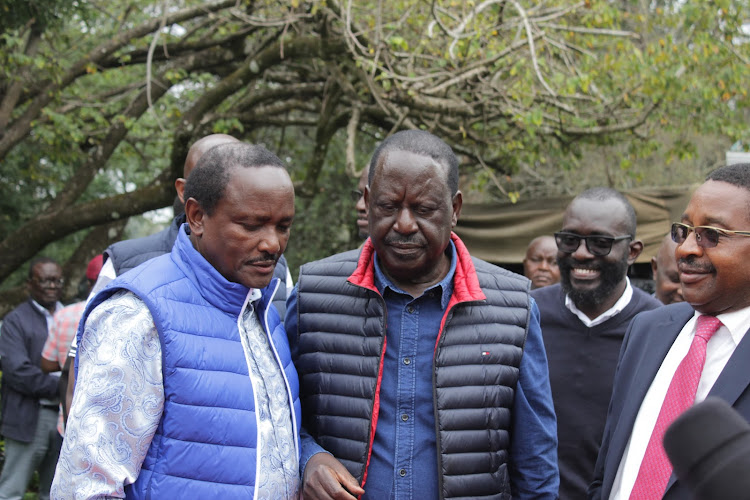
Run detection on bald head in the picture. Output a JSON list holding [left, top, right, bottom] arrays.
[[651, 233, 683, 304], [177, 134, 240, 205], [184, 134, 240, 178]]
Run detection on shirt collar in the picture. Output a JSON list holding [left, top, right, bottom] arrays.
[[698, 304, 750, 347], [564, 277, 633, 327], [248, 288, 262, 302], [373, 240, 457, 309], [30, 299, 62, 317]]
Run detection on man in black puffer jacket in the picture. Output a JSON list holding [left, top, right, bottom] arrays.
[[286, 130, 559, 500]]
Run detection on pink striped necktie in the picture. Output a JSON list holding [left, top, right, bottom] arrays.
[[629, 314, 722, 499]]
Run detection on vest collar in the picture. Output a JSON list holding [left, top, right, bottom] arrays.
[[172, 225, 277, 316], [348, 232, 486, 304]]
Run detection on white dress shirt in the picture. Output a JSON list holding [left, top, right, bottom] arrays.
[[609, 305, 750, 499]]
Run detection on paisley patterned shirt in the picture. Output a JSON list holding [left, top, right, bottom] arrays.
[[51, 290, 299, 499], [239, 303, 299, 499]]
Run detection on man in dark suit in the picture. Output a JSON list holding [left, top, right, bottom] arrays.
[[590, 163, 750, 499], [0, 257, 64, 499]]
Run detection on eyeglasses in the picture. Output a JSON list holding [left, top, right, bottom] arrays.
[[554, 232, 632, 257], [350, 189, 363, 202], [33, 278, 65, 288], [671, 222, 750, 248]]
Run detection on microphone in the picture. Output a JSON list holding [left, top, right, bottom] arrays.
[[663, 397, 750, 500]]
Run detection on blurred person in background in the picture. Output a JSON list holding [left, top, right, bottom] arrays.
[[0, 257, 65, 500], [523, 235, 561, 290], [651, 233, 684, 305]]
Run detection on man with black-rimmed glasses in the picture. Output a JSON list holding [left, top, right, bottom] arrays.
[[532, 187, 662, 500], [0, 257, 65, 500]]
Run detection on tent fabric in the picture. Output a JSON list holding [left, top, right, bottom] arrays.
[[454, 186, 697, 265]]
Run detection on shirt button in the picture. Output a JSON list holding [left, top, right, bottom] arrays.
[[407, 306, 415, 313], [399, 468, 407, 477], [403, 357, 411, 365], [401, 413, 409, 422]]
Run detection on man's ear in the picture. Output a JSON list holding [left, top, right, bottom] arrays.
[[175, 178, 187, 205], [184, 198, 205, 237], [451, 191, 463, 228], [628, 239, 644, 265]]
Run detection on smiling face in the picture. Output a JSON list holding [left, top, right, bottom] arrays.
[[28, 261, 63, 312], [558, 197, 642, 317], [366, 149, 461, 295], [186, 165, 295, 289], [676, 180, 750, 314]]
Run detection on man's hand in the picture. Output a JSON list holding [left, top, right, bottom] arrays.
[[302, 452, 365, 500]]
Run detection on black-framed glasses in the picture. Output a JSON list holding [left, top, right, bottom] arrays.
[[554, 232, 632, 256], [33, 277, 65, 288], [350, 189, 363, 202], [671, 222, 750, 248]]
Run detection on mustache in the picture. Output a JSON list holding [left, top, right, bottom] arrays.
[[247, 253, 279, 264], [678, 256, 714, 274]]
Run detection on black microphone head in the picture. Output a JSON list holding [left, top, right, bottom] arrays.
[[663, 397, 750, 500]]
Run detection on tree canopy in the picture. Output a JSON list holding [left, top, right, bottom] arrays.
[[2, 0, 750, 315]]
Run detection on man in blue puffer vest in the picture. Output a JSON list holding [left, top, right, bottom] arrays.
[[287, 130, 559, 499], [51, 143, 301, 499]]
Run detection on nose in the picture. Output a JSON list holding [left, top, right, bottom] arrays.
[[257, 228, 282, 256], [394, 208, 418, 234], [676, 227, 703, 259]]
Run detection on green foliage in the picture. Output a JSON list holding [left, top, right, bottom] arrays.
[[0, 0, 88, 32]]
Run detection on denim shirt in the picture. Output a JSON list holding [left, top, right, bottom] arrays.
[[361, 242, 457, 499], [292, 244, 558, 499]]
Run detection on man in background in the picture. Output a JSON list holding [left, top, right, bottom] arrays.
[[532, 188, 661, 499], [0, 258, 65, 500], [523, 235, 560, 290], [353, 167, 369, 240], [651, 232, 684, 305]]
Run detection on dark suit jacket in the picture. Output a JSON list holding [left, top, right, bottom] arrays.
[[0, 299, 60, 442], [589, 302, 750, 499]]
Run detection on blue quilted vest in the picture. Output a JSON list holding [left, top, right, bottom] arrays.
[[77, 227, 301, 498]]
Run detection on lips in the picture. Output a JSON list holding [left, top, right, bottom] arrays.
[[249, 260, 276, 274], [678, 267, 712, 285], [570, 267, 600, 280], [386, 242, 423, 258]]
